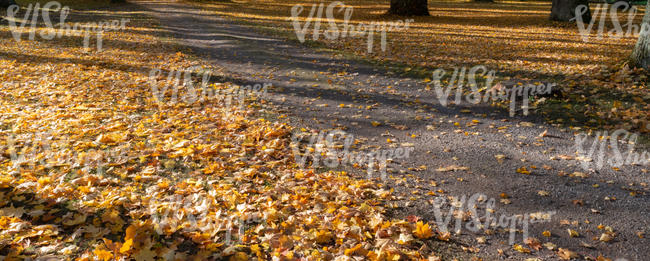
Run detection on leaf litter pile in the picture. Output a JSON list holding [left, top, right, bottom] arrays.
[[0, 6, 451, 261]]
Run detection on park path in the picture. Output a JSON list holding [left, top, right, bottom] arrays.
[[134, 1, 648, 259]]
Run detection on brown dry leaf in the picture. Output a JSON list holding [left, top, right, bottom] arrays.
[[599, 233, 614, 242], [596, 256, 612, 261], [520, 122, 535, 127], [62, 213, 87, 226], [569, 172, 589, 178], [557, 248, 579, 260], [544, 242, 557, 250], [524, 237, 542, 251], [580, 241, 595, 249], [0, 205, 25, 217], [539, 130, 548, 137], [436, 165, 470, 172], [393, 125, 409, 130]]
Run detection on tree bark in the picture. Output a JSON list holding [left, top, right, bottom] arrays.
[[550, 0, 591, 23], [388, 0, 429, 16], [630, 2, 650, 69]]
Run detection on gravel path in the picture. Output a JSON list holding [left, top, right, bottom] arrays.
[[135, 1, 649, 259]]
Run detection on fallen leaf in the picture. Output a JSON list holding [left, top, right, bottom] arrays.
[[557, 248, 579, 260], [436, 165, 469, 172]]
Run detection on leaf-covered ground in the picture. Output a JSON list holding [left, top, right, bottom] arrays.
[[0, 3, 462, 260], [195, 0, 649, 138]]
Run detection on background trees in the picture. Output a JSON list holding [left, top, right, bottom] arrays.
[[550, 0, 592, 22], [631, 1, 650, 68]]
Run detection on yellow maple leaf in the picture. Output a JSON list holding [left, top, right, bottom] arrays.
[[93, 247, 113, 261], [513, 243, 531, 253], [120, 239, 133, 253], [413, 221, 433, 239], [344, 243, 367, 256], [120, 224, 138, 253], [315, 230, 333, 244], [567, 229, 579, 237], [96, 132, 126, 144], [516, 167, 531, 175]]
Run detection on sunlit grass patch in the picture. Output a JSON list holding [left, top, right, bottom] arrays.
[[189, 0, 649, 136], [16, 0, 113, 9]]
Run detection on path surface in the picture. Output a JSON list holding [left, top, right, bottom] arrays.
[[135, 1, 648, 259]]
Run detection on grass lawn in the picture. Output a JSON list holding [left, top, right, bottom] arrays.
[[191, 0, 650, 138]]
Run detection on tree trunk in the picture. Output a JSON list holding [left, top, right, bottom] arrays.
[[630, 2, 650, 69], [550, 0, 591, 23], [475, 0, 494, 2], [388, 0, 429, 16]]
